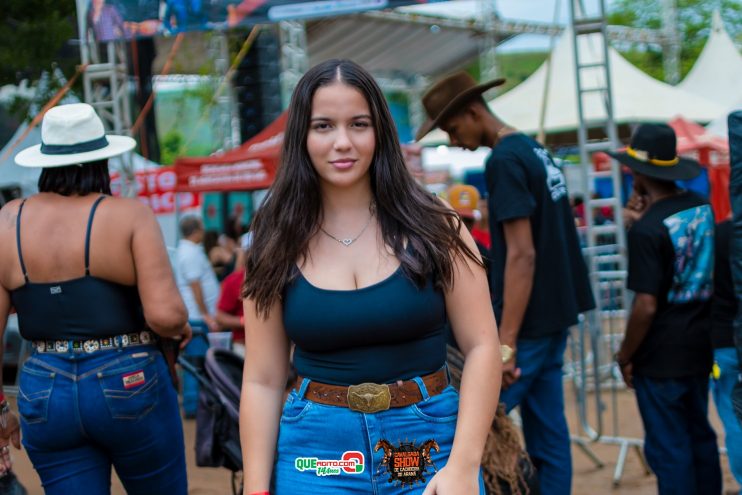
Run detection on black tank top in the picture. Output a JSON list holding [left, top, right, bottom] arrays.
[[10, 196, 146, 341], [282, 263, 447, 386]]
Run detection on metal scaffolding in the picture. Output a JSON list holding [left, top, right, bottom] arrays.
[[661, 0, 681, 84], [478, 0, 499, 82], [566, 0, 652, 487], [279, 21, 310, 109], [210, 31, 241, 152]]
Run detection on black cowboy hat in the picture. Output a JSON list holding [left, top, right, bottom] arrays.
[[607, 123, 701, 181], [415, 72, 505, 142]]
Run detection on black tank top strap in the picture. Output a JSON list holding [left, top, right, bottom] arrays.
[[15, 199, 29, 283], [84, 195, 107, 276]]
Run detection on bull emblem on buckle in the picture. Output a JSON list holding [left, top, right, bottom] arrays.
[[83, 340, 100, 353], [347, 383, 391, 413]]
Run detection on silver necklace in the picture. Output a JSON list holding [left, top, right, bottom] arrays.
[[320, 206, 374, 247]]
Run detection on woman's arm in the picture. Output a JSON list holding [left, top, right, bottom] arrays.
[[129, 200, 189, 337], [240, 297, 291, 493], [426, 220, 501, 494]]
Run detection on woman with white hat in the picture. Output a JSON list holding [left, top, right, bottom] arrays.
[[0, 103, 191, 494]]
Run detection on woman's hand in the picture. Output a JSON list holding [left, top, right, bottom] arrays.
[[0, 407, 22, 476], [422, 464, 480, 495], [178, 323, 193, 351]]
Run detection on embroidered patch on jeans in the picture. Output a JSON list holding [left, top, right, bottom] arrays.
[[294, 451, 364, 476], [122, 371, 145, 389], [375, 439, 439, 487]]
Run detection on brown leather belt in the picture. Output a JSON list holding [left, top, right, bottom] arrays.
[[295, 368, 448, 413]]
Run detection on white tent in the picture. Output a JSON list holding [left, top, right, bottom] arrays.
[[678, 11, 742, 110], [422, 28, 725, 144], [0, 123, 41, 195]]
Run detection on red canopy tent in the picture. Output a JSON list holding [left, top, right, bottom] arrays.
[[174, 111, 287, 193], [668, 116, 731, 220]]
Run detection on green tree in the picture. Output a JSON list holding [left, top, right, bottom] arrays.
[[0, 0, 79, 85], [607, 0, 742, 80], [160, 129, 184, 165]]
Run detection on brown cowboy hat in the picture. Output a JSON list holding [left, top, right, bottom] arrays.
[[415, 72, 505, 142]]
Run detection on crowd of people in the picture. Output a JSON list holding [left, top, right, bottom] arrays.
[[0, 59, 738, 495]]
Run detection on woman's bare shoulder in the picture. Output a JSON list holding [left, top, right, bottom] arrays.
[[0, 199, 23, 231], [102, 196, 155, 219]]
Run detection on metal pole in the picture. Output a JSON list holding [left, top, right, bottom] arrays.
[[661, 0, 681, 84]]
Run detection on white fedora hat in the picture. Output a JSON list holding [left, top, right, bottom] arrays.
[[14, 103, 136, 168]]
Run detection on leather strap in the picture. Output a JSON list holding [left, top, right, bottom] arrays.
[[296, 369, 448, 409]]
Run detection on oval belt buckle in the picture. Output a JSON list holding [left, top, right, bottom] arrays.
[[347, 383, 391, 413]]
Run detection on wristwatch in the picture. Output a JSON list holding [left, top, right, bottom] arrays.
[[500, 344, 515, 364]]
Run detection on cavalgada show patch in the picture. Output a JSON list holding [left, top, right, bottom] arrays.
[[294, 451, 364, 476], [375, 439, 439, 487], [122, 371, 145, 389]]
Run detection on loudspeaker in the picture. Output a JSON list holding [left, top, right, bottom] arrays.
[[233, 28, 283, 143]]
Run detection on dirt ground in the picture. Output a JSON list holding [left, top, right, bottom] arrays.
[[7, 386, 741, 495]]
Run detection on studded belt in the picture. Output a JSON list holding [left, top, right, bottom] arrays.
[[295, 369, 448, 414], [32, 330, 157, 354]]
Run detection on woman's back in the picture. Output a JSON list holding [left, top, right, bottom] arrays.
[[0, 193, 187, 338], [1, 194, 138, 288]]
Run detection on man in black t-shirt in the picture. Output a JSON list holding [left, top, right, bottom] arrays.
[[611, 124, 722, 495], [417, 72, 594, 495]]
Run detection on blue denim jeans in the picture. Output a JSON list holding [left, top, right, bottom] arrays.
[[18, 346, 187, 495], [499, 330, 571, 495], [273, 374, 485, 494], [711, 348, 742, 487], [634, 374, 722, 495]]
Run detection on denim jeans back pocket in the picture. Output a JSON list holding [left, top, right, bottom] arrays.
[[280, 391, 312, 424], [98, 353, 159, 421], [18, 364, 56, 425], [411, 385, 459, 423]]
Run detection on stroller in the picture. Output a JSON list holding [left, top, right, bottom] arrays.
[[179, 347, 244, 495]]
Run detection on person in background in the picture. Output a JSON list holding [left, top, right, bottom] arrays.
[[175, 215, 220, 417], [215, 234, 251, 356], [710, 219, 742, 489], [727, 110, 742, 426], [471, 193, 492, 251], [418, 71, 594, 495], [447, 184, 490, 277], [204, 230, 236, 281], [175, 215, 219, 332], [1, 103, 190, 494], [87, 0, 127, 42], [612, 123, 721, 495]]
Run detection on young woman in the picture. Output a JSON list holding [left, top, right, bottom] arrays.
[[0, 103, 191, 494], [240, 59, 501, 494]]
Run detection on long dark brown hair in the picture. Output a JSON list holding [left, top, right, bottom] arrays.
[[243, 59, 480, 317]]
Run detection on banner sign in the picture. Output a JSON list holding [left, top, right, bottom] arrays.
[[111, 166, 200, 214], [82, 0, 441, 42], [175, 158, 275, 193]]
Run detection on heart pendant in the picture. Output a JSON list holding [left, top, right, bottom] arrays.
[[341, 238, 353, 246]]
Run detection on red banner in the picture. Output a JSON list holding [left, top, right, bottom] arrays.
[[111, 166, 200, 214], [175, 158, 276, 193]]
